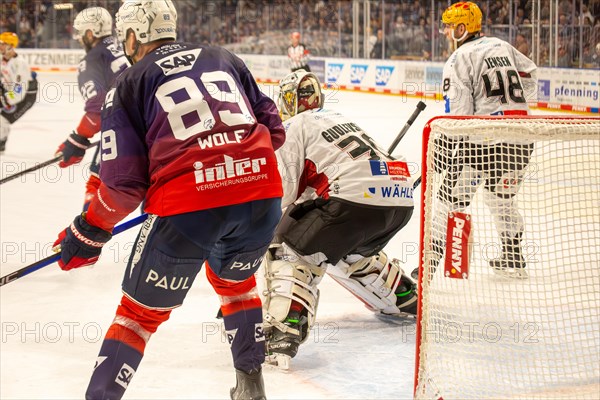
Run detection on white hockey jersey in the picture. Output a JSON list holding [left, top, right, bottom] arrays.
[[442, 35, 537, 116], [277, 108, 415, 209], [1, 54, 33, 106]]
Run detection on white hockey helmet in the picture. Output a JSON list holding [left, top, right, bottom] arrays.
[[278, 69, 323, 120], [115, 0, 177, 44], [73, 7, 113, 40]]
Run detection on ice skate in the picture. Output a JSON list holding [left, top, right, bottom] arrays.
[[265, 310, 307, 370], [376, 271, 418, 321], [230, 367, 266, 400], [490, 239, 528, 279], [490, 253, 528, 279]]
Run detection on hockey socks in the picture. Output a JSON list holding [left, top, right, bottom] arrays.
[[205, 265, 265, 373], [85, 296, 171, 399], [85, 339, 143, 400]]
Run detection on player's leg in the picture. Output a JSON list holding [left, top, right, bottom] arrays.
[[85, 214, 205, 399], [0, 78, 38, 153], [420, 148, 482, 279], [260, 242, 325, 368], [328, 251, 418, 317], [483, 143, 533, 278], [327, 204, 417, 316], [201, 198, 281, 399], [83, 146, 102, 211], [0, 115, 9, 153]]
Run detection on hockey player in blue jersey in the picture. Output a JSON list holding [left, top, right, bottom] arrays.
[[54, 6, 128, 210], [53, 1, 285, 399]]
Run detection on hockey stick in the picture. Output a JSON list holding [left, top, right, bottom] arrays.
[[0, 213, 148, 287], [0, 140, 99, 185], [387, 101, 427, 155]]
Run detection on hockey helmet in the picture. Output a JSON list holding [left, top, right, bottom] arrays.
[[116, 0, 177, 44], [441, 2, 482, 34], [0, 32, 19, 48], [278, 70, 323, 120], [73, 7, 113, 40]]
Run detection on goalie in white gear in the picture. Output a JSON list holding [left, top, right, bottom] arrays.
[[261, 69, 417, 368], [417, 1, 538, 281]]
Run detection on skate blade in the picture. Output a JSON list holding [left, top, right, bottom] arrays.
[[375, 312, 417, 324], [266, 354, 291, 370], [491, 267, 529, 280]]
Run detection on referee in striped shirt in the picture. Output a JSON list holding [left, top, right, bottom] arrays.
[[287, 31, 311, 72]]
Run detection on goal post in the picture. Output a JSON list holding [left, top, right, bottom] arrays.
[[414, 116, 600, 399]]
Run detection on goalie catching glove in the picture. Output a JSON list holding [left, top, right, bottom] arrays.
[[53, 213, 112, 271]]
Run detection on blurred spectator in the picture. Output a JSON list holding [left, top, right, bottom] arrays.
[[370, 29, 384, 59], [557, 43, 572, 67], [515, 33, 530, 57], [2, 0, 599, 70]]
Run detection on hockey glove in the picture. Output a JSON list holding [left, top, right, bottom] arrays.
[[53, 214, 112, 271], [55, 132, 90, 168], [0, 84, 15, 113]]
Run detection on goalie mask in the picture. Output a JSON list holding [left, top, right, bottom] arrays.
[[278, 70, 323, 120]]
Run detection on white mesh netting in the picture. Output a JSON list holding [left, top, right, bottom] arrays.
[[415, 117, 600, 399]]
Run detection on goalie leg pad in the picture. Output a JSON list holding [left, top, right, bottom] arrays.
[[328, 251, 417, 316], [261, 245, 323, 339]]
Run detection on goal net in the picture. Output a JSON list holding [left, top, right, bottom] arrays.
[[414, 116, 600, 399]]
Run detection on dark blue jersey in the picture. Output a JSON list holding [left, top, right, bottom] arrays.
[[78, 36, 128, 115], [88, 42, 284, 230]]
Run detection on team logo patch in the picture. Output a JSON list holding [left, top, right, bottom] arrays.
[[369, 160, 410, 178]]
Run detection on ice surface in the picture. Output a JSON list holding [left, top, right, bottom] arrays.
[[0, 71, 559, 399]]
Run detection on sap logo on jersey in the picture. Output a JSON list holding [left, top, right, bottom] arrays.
[[156, 49, 201, 76], [115, 363, 136, 389], [193, 155, 267, 184]]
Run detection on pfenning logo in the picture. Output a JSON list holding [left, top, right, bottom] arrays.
[[115, 363, 136, 389]]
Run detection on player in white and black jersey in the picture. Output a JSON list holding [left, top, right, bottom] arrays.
[[424, 1, 538, 280], [260, 69, 417, 369], [287, 31, 311, 72], [0, 32, 38, 153]]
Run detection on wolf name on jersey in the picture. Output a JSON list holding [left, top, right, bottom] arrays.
[[278, 108, 414, 209], [88, 43, 284, 230], [442, 36, 537, 116]]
